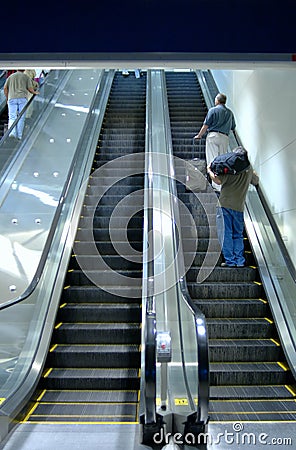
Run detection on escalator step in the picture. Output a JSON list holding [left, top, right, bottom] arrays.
[[47, 344, 140, 368], [209, 338, 283, 362], [209, 399, 296, 422], [53, 323, 141, 344], [40, 389, 138, 403], [210, 362, 289, 385], [28, 401, 138, 423], [210, 384, 295, 400], [187, 281, 263, 299], [195, 298, 268, 318], [62, 285, 142, 302], [42, 368, 140, 390], [58, 303, 141, 323], [207, 318, 275, 339]]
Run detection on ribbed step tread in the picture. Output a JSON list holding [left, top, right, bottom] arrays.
[[207, 318, 274, 339], [28, 402, 138, 423], [209, 338, 283, 361], [210, 362, 288, 385], [40, 389, 138, 403], [53, 323, 141, 344], [58, 303, 141, 322], [48, 344, 140, 368], [195, 298, 268, 318], [209, 399, 296, 421], [41, 368, 140, 390], [210, 385, 295, 400]]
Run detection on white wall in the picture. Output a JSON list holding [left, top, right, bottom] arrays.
[[211, 68, 296, 266]]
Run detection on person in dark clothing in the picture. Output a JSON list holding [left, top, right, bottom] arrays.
[[207, 147, 259, 267]]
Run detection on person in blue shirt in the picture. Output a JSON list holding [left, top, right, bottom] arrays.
[[194, 93, 236, 191]]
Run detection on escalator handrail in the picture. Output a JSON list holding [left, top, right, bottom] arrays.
[[0, 70, 110, 313], [141, 70, 157, 425], [162, 70, 210, 425]]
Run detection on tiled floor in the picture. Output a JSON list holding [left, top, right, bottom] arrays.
[[0, 422, 295, 449]]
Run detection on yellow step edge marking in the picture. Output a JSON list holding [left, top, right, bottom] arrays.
[[60, 303, 67, 309], [254, 281, 262, 286], [285, 385, 296, 396], [175, 398, 189, 406], [68, 268, 74, 273], [64, 285, 70, 290], [277, 361, 289, 371], [211, 398, 296, 403], [23, 421, 139, 425], [36, 402, 137, 406], [22, 402, 39, 422], [36, 390, 47, 402], [258, 298, 268, 304], [49, 344, 58, 353], [0, 398, 6, 405], [211, 420, 296, 424], [264, 317, 274, 324], [212, 410, 296, 415], [31, 414, 136, 419], [55, 323, 63, 330], [43, 368, 53, 378], [270, 338, 280, 346]]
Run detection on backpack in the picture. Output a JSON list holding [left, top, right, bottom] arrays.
[[210, 147, 250, 175]]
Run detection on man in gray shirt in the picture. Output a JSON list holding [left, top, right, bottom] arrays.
[[194, 93, 236, 191], [4, 69, 39, 140]]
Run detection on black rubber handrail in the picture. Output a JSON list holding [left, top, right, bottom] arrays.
[[162, 70, 210, 427], [142, 70, 157, 426]]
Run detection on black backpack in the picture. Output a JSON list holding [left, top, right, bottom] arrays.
[[210, 147, 250, 175]]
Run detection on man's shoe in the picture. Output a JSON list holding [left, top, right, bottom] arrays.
[[221, 262, 235, 267]]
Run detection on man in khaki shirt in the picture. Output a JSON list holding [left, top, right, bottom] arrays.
[[207, 147, 259, 267], [4, 69, 39, 139]]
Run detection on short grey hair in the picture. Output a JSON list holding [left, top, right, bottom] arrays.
[[216, 93, 227, 104]]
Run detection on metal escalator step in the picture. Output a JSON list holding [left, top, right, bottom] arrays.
[[62, 285, 142, 302], [210, 384, 295, 400], [210, 362, 289, 385], [28, 401, 138, 423], [42, 368, 140, 390], [209, 399, 296, 422], [187, 281, 263, 299], [207, 318, 274, 339], [195, 298, 268, 318], [48, 344, 140, 368], [66, 269, 142, 285], [187, 266, 258, 282], [53, 323, 141, 344], [76, 228, 143, 241], [58, 303, 141, 323], [40, 389, 138, 403], [209, 338, 283, 361]]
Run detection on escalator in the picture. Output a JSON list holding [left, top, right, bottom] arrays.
[[165, 71, 296, 422], [21, 71, 147, 424]]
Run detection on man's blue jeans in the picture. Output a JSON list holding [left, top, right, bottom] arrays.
[[8, 97, 28, 139], [216, 206, 245, 266]]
